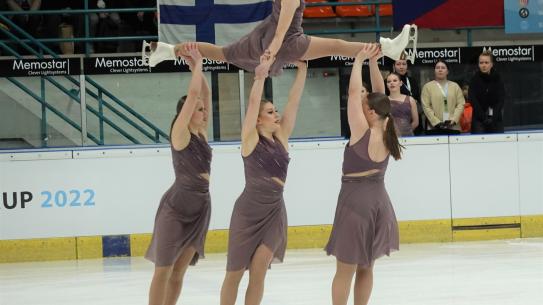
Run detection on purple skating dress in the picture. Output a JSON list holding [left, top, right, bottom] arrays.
[[325, 129, 399, 267], [223, 0, 311, 76], [227, 135, 290, 271], [390, 95, 414, 136], [145, 133, 212, 267]]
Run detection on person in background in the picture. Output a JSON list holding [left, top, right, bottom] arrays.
[[469, 51, 506, 133], [421, 60, 465, 134], [459, 83, 473, 133], [387, 59, 423, 134], [386, 72, 419, 136]]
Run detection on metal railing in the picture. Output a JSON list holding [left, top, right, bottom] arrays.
[[0, 14, 169, 146]]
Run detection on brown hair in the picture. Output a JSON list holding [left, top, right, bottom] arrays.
[[366, 92, 404, 160], [386, 72, 402, 82], [258, 99, 273, 114], [435, 59, 449, 70], [479, 50, 494, 63], [169, 95, 187, 139]]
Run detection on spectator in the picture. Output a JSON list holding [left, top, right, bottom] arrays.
[[6, 0, 42, 38], [118, 0, 157, 52], [41, 0, 84, 54], [386, 72, 419, 136], [421, 60, 465, 134], [387, 59, 423, 133], [469, 51, 506, 133], [89, 0, 122, 53], [459, 83, 473, 133]]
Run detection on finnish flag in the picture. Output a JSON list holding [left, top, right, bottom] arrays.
[[158, 0, 273, 46]]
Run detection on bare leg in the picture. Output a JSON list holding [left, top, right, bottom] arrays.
[[245, 244, 274, 305], [163, 247, 197, 305], [149, 266, 173, 305], [331, 259, 357, 305], [174, 42, 226, 61], [353, 265, 374, 305], [301, 36, 372, 60], [220, 269, 245, 305]]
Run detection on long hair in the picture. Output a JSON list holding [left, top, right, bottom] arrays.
[[366, 92, 404, 160], [169, 95, 187, 139]]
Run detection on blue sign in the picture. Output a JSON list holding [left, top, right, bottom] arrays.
[[505, 0, 543, 33]]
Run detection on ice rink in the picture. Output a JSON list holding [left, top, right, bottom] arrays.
[[1, 238, 542, 305]]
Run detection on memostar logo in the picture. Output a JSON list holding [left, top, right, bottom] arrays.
[[94, 57, 151, 73], [482, 46, 534, 62], [11, 59, 70, 76], [405, 48, 461, 64]]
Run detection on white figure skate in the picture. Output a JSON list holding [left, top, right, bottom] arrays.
[[142, 41, 176, 67], [380, 24, 418, 63]]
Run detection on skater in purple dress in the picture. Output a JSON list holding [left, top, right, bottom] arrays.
[[325, 44, 403, 305], [145, 0, 417, 75], [219, 60, 307, 305], [145, 43, 212, 305], [386, 72, 419, 136]]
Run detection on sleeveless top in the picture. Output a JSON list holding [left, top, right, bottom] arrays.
[[390, 95, 414, 136], [243, 135, 290, 190], [343, 129, 389, 177], [172, 133, 212, 191]]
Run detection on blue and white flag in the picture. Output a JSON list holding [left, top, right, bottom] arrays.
[[158, 0, 273, 46]]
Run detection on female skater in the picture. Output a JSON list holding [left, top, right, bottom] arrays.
[[325, 44, 403, 305], [145, 43, 212, 305], [144, 0, 417, 76], [386, 72, 419, 136], [219, 60, 307, 305]]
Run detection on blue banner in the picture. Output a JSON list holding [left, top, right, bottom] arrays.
[[505, 0, 543, 33]]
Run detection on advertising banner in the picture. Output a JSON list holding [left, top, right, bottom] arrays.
[[0, 58, 81, 77]]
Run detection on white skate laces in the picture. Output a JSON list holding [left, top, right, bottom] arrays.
[[142, 41, 176, 67], [380, 24, 418, 63]]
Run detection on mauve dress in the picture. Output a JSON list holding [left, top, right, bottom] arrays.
[[390, 95, 414, 136], [325, 129, 399, 267], [223, 0, 311, 76], [145, 133, 212, 267], [227, 135, 290, 271]]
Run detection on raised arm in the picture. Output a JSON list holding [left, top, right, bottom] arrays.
[[171, 43, 204, 150], [199, 73, 211, 135], [277, 61, 307, 141], [266, 0, 300, 57], [240, 69, 268, 156], [348, 44, 378, 144], [369, 51, 385, 94]]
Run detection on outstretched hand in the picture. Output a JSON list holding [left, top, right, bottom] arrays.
[[183, 42, 203, 71], [255, 49, 276, 79], [369, 43, 384, 62], [255, 57, 273, 80], [355, 44, 381, 62]]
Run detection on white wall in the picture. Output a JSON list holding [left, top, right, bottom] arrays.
[[1, 132, 542, 240]]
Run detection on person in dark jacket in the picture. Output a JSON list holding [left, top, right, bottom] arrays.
[[469, 51, 506, 133]]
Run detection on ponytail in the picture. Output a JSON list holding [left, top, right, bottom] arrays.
[[384, 113, 404, 160]]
